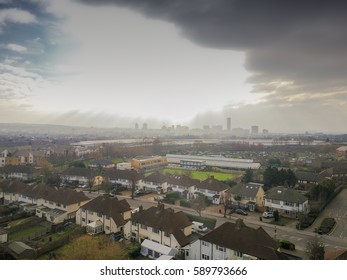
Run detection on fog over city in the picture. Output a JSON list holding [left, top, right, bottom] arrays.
[[1, 0, 347, 133]]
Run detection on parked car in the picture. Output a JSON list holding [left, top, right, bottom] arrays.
[[262, 211, 274, 218], [154, 196, 164, 202], [235, 209, 248, 216], [134, 189, 145, 196]]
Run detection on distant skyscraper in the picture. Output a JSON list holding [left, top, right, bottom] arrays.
[[135, 123, 139, 129], [142, 123, 148, 130], [251, 125, 259, 134], [227, 117, 231, 131], [263, 129, 269, 135]]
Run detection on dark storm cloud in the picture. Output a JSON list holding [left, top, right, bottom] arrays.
[[77, 0, 347, 104]]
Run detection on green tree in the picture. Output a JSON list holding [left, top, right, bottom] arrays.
[[273, 210, 280, 222], [242, 169, 253, 183]]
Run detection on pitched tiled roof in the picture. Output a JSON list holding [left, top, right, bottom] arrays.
[[44, 188, 90, 205], [107, 169, 144, 181], [0, 180, 27, 193], [296, 171, 323, 183], [144, 172, 168, 184], [166, 174, 199, 187], [265, 187, 307, 204], [61, 167, 92, 177], [132, 205, 192, 240], [200, 220, 284, 260], [81, 195, 131, 226], [230, 183, 263, 198], [0, 165, 34, 174], [196, 177, 229, 192]]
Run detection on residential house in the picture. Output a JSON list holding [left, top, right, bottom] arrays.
[[107, 169, 144, 189], [296, 171, 323, 185], [0, 165, 35, 181], [0, 180, 27, 204], [76, 195, 131, 235], [124, 205, 192, 259], [141, 172, 169, 193], [320, 166, 347, 182], [60, 167, 93, 186], [166, 174, 199, 200], [336, 146, 347, 158], [186, 220, 287, 260], [36, 188, 90, 223], [229, 182, 265, 211], [89, 159, 115, 169], [0, 150, 9, 167], [264, 186, 309, 217], [195, 176, 229, 204]]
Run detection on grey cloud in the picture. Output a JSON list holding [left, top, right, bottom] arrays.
[[77, 0, 347, 109]]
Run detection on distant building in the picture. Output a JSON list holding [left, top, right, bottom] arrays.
[[231, 127, 249, 136], [336, 146, 347, 157], [135, 123, 139, 130], [262, 129, 269, 135], [166, 154, 261, 170], [229, 182, 265, 211], [130, 156, 167, 172], [227, 117, 231, 131], [251, 125, 259, 135], [142, 123, 148, 130]]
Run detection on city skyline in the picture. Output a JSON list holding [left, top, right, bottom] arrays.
[[1, 1, 347, 133]]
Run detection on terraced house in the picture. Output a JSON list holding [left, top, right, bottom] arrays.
[[195, 176, 229, 204], [76, 195, 131, 235], [124, 205, 192, 259], [186, 220, 287, 260]]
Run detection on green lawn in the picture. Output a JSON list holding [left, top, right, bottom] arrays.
[[8, 216, 36, 227], [159, 168, 237, 181], [9, 225, 46, 240]]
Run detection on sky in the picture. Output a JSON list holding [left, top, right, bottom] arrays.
[[0, 0, 347, 133]]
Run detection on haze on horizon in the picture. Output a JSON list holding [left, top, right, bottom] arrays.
[[0, 0, 347, 133]]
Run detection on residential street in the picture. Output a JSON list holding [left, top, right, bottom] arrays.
[[310, 188, 347, 239], [122, 195, 347, 253]]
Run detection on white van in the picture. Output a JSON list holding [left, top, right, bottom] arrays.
[[192, 221, 208, 233]]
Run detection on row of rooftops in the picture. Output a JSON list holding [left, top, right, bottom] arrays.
[[0, 180, 89, 205]]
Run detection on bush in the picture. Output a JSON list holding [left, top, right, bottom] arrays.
[[163, 192, 181, 204], [179, 200, 191, 208], [127, 243, 141, 259]]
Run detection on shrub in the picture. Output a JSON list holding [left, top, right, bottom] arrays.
[[179, 200, 191, 208]]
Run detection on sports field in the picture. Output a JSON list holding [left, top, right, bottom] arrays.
[[160, 168, 241, 181]]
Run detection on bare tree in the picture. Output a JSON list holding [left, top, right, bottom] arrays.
[[220, 191, 232, 217], [191, 195, 207, 217], [305, 236, 325, 260]]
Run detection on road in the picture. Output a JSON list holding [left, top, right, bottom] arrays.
[[122, 195, 347, 253], [311, 188, 347, 239]]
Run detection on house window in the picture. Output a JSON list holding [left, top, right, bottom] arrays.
[[140, 224, 147, 230], [105, 226, 110, 230], [132, 221, 137, 226], [154, 251, 160, 258], [164, 231, 170, 237], [57, 203, 61, 207], [202, 254, 210, 260], [216, 245, 226, 252], [105, 215, 110, 220], [88, 210, 94, 215], [234, 251, 243, 258], [202, 241, 209, 247], [97, 213, 102, 217], [152, 228, 160, 234], [82, 218, 85, 222], [148, 249, 153, 256], [185, 251, 189, 257], [81, 209, 85, 212]]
